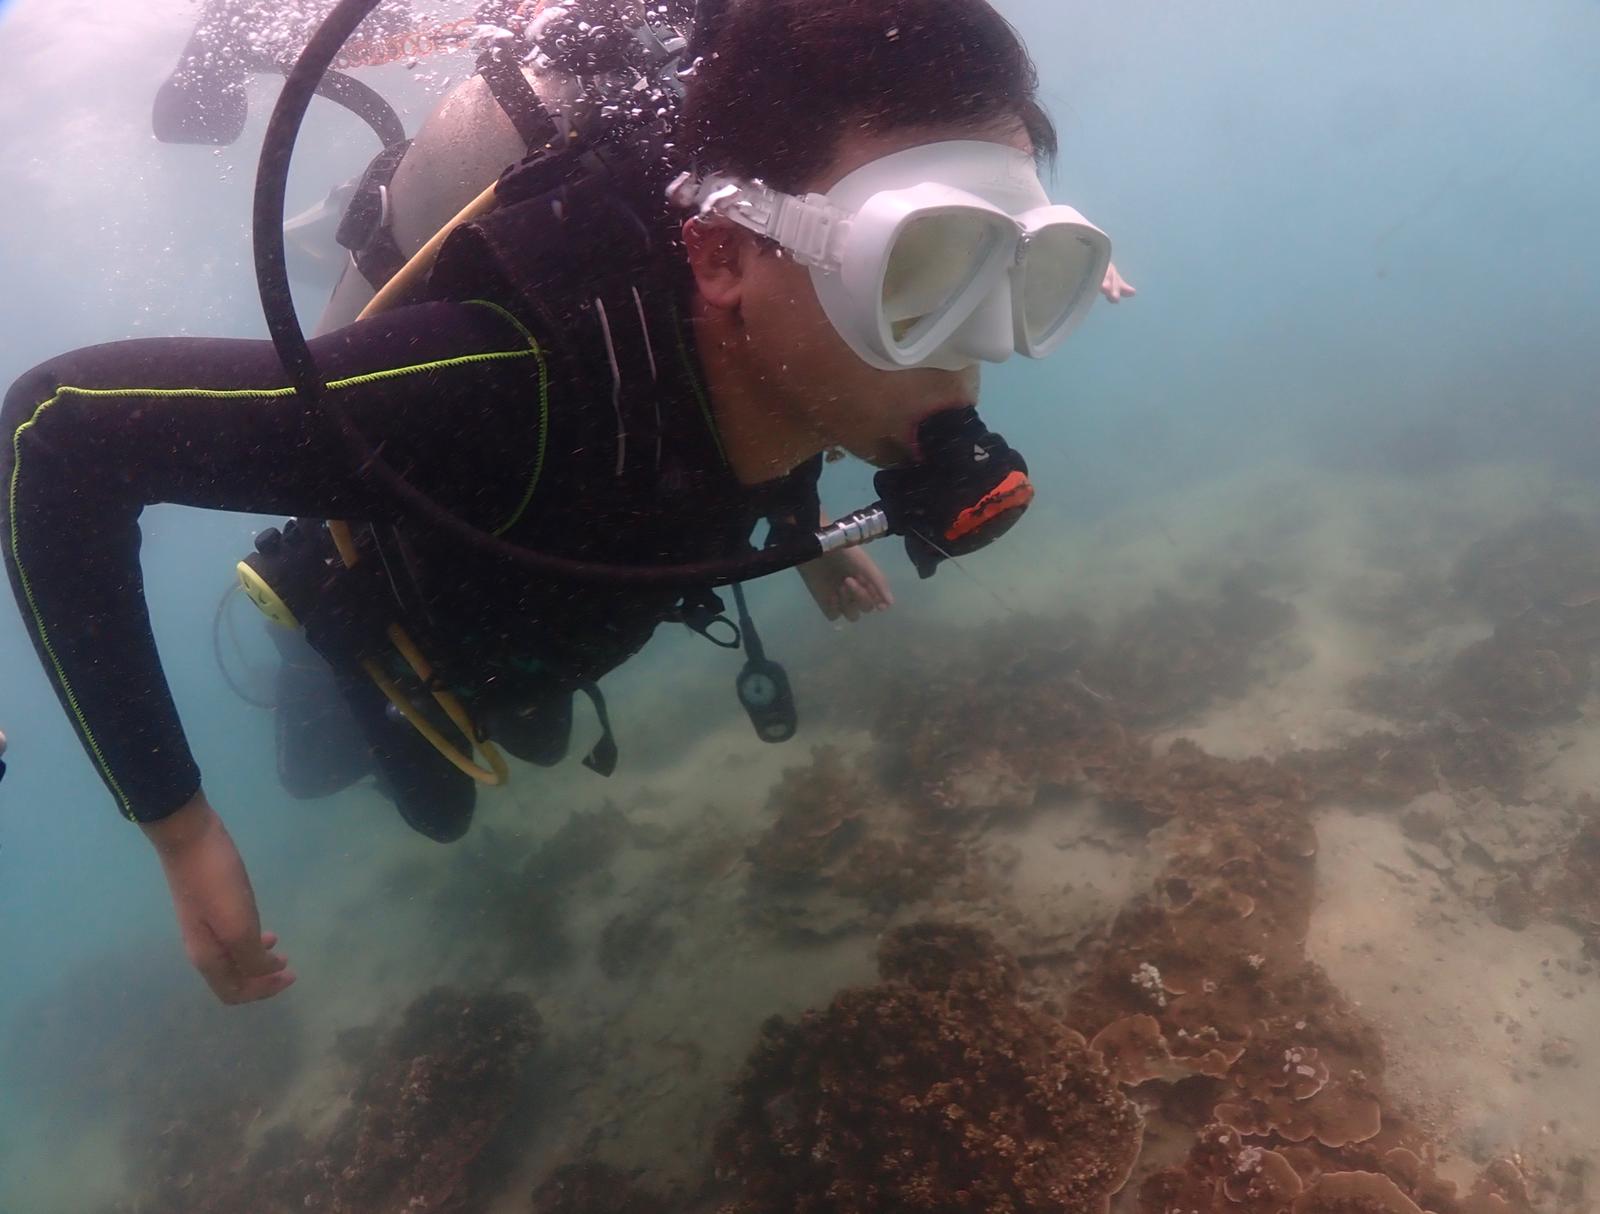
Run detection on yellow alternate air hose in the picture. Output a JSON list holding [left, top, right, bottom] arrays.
[[359, 181, 500, 319], [322, 176, 511, 785], [326, 519, 509, 785]]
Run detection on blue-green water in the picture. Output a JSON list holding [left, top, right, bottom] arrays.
[[1, 2, 1598, 1211]]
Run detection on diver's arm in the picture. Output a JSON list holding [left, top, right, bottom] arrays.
[[0, 300, 548, 825], [142, 789, 295, 1004]]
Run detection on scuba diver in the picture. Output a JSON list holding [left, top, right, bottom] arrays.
[[2, 0, 1127, 1004]]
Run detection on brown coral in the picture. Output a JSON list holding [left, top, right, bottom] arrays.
[[746, 746, 871, 888], [1283, 722, 1525, 806], [529, 1161, 672, 1214], [1139, 1123, 1326, 1214], [1292, 1170, 1424, 1213], [525, 805, 630, 886], [1545, 798, 1600, 932], [598, 903, 676, 980], [4, 956, 303, 1214], [831, 831, 974, 910], [1098, 738, 1305, 826], [1452, 513, 1600, 623], [1224, 1144, 1306, 1210], [875, 920, 1022, 996], [715, 922, 1143, 1214], [1081, 579, 1297, 726], [871, 586, 1295, 818], [1439, 622, 1590, 728], [745, 749, 980, 939], [92, 986, 541, 1214], [1089, 1014, 1196, 1085], [309, 986, 543, 1213], [876, 647, 1130, 817]]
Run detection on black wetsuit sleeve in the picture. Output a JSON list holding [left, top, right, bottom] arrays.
[[1, 299, 551, 824]]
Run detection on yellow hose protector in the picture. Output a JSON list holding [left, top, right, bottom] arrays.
[[358, 181, 500, 322], [327, 520, 508, 786], [314, 172, 514, 786]]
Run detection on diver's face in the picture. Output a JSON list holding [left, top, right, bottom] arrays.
[[737, 123, 1033, 467]]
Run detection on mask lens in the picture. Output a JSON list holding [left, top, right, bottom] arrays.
[[882, 211, 1005, 346], [1019, 225, 1101, 348]]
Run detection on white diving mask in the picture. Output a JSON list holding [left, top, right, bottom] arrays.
[[669, 140, 1113, 372]]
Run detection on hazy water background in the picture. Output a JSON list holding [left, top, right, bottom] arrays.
[[0, 0, 1596, 1206]]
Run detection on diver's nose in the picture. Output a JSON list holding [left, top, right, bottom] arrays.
[[945, 285, 1015, 366]]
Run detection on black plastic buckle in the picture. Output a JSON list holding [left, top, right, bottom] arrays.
[[677, 588, 741, 650]]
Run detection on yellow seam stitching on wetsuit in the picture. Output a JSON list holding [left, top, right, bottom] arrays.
[[463, 301, 550, 536], [327, 348, 531, 390], [7, 341, 541, 822], [9, 398, 138, 817]]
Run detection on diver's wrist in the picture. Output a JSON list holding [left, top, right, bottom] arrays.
[[140, 788, 220, 857]]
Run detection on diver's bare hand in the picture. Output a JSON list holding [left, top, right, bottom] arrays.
[[141, 791, 296, 1005], [800, 546, 894, 622], [1101, 261, 1137, 303]]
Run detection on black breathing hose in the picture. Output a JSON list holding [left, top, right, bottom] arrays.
[[314, 68, 409, 150]]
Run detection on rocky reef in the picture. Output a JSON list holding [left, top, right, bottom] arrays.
[[304, 986, 542, 1213], [743, 745, 982, 941], [1353, 513, 1600, 737], [1080, 577, 1299, 726], [872, 581, 1298, 821], [713, 922, 1143, 1214], [51, 518, 1600, 1213], [96, 986, 541, 1214], [529, 1161, 673, 1214], [1, 955, 302, 1214]]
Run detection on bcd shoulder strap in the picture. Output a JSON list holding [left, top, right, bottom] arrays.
[[476, 41, 561, 153]]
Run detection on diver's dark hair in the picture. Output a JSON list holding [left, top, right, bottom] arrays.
[[680, 0, 1057, 192]]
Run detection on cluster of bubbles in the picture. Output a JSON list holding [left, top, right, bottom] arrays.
[[199, 1, 701, 154]]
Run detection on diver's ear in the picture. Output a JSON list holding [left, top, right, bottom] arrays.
[[682, 217, 747, 310]]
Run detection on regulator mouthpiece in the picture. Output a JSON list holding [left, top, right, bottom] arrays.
[[873, 407, 1034, 579]]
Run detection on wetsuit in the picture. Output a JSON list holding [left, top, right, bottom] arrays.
[[1, 295, 820, 841]]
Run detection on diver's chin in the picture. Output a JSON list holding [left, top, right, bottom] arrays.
[[863, 437, 917, 469], [850, 401, 977, 468], [899, 401, 977, 464]]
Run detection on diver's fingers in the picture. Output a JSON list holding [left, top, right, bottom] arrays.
[[840, 578, 867, 622], [256, 932, 289, 972], [847, 571, 890, 612], [232, 968, 298, 1004], [258, 950, 289, 975], [234, 932, 289, 978], [864, 571, 893, 609], [211, 942, 295, 1004], [1101, 264, 1137, 303]]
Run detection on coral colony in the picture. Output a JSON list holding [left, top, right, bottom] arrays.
[[36, 518, 1600, 1211]]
